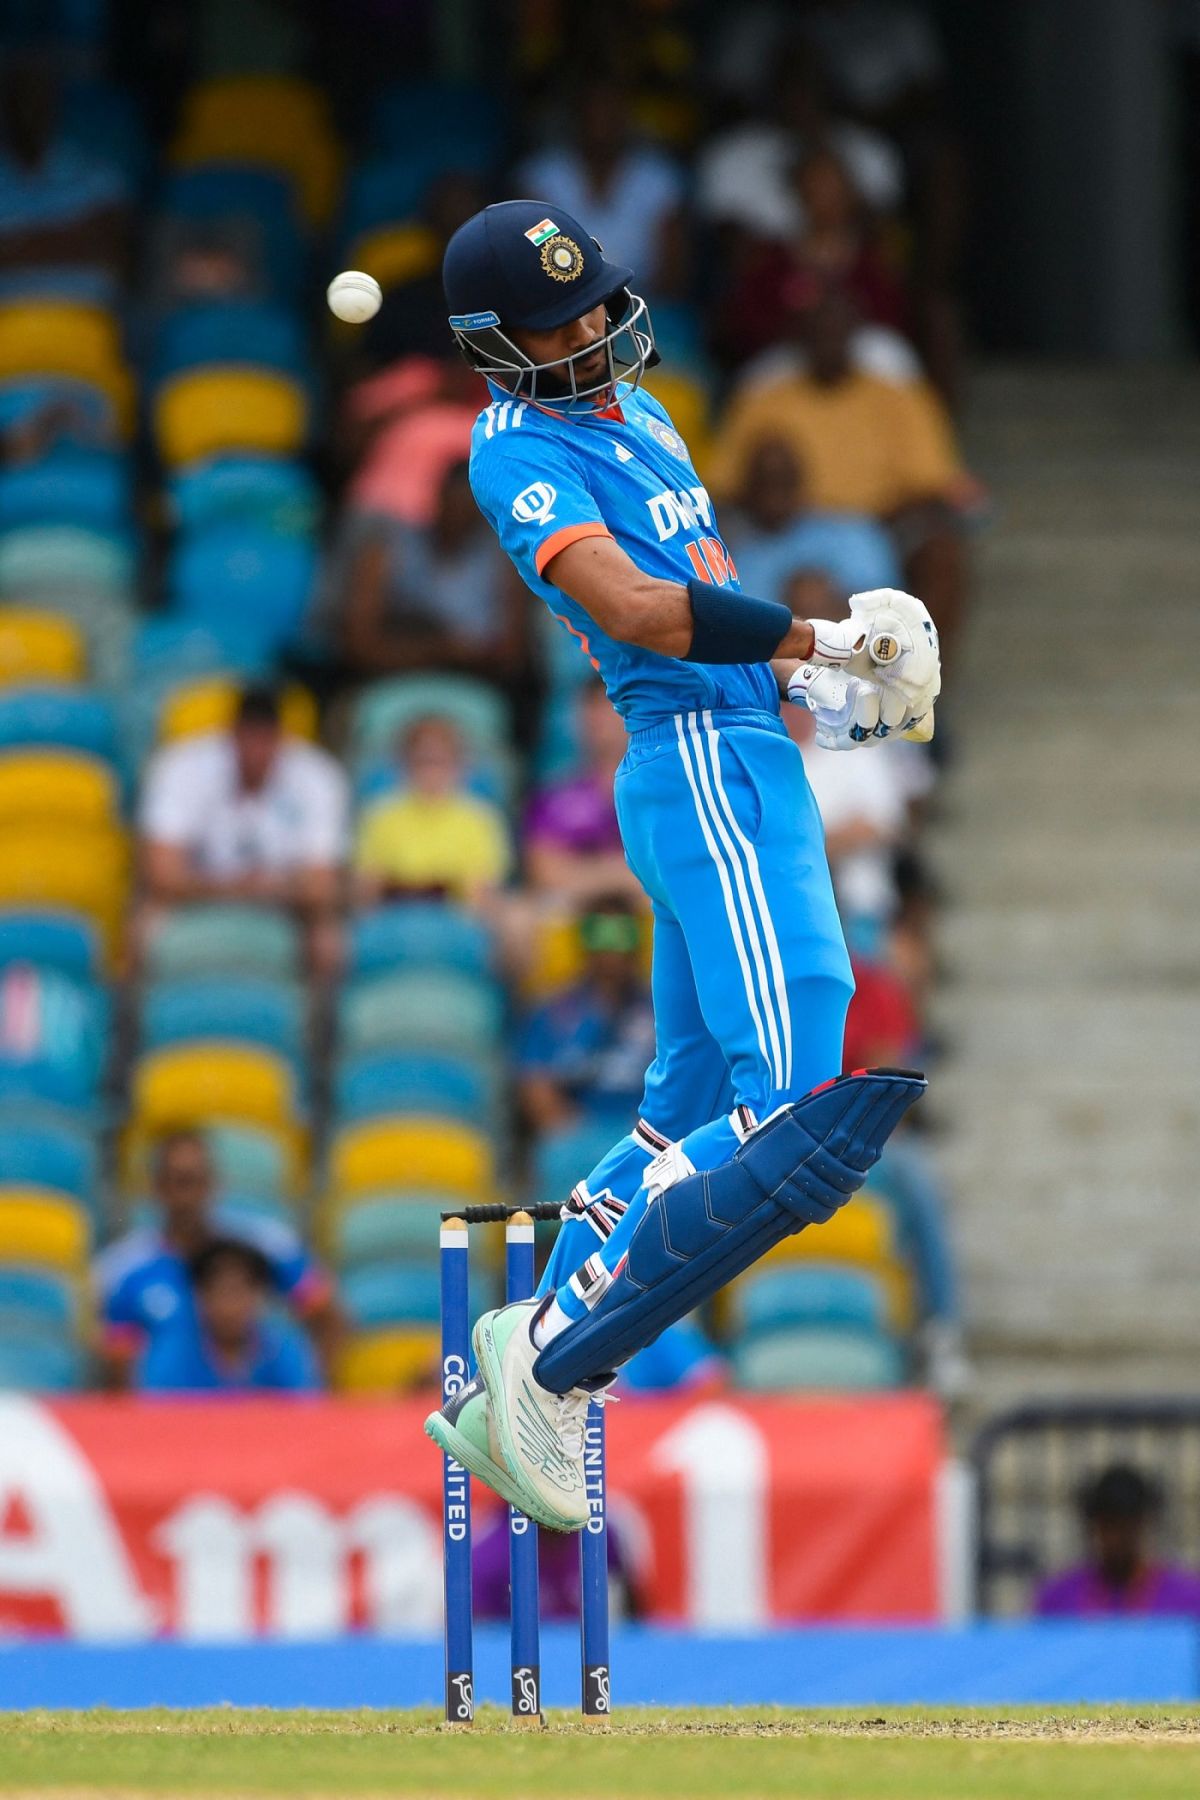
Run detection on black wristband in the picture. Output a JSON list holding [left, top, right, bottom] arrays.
[[685, 578, 793, 666]]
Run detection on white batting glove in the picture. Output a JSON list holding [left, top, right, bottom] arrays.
[[788, 663, 890, 751], [846, 588, 941, 723]]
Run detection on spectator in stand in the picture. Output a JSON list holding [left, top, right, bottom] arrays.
[[709, 281, 971, 652], [94, 1129, 340, 1389], [353, 714, 511, 910], [517, 898, 655, 1140], [356, 172, 490, 365], [138, 1238, 322, 1395], [1035, 1465, 1200, 1620], [335, 459, 531, 688], [474, 1499, 639, 1622], [524, 680, 641, 909], [722, 434, 899, 611], [619, 1318, 725, 1395], [516, 75, 688, 299], [138, 685, 349, 979], [336, 352, 484, 531], [0, 50, 129, 298], [842, 951, 921, 1071]]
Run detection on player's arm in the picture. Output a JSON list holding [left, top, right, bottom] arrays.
[[542, 533, 818, 662]]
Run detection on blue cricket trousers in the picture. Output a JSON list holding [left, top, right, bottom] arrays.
[[540, 707, 854, 1311]]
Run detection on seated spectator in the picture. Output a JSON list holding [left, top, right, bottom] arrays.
[[517, 898, 654, 1139], [722, 435, 899, 610], [709, 282, 971, 651], [336, 459, 530, 686], [1035, 1465, 1200, 1620], [138, 1238, 321, 1395], [473, 1499, 639, 1622], [0, 51, 129, 299], [337, 353, 483, 530], [138, 684, 349, 979], [517, 75, 687, 299], [842, 953, 921, 1072], [353, 714, 511, 909], [94, 1129, 340, 1388], [524, 681, 641, 909]]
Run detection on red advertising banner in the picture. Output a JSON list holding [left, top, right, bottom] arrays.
[[0, 1393, 944, 1639]]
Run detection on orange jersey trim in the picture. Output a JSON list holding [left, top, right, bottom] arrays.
[[535, 520, 613, 576]]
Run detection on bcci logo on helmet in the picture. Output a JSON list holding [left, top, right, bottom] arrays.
[[540, 234, 584, 282], [512, 482, 557, 525]]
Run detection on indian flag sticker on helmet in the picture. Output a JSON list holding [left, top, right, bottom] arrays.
[[524, 218, 560, 246]]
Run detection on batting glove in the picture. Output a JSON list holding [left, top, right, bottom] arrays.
[[788, 663, 898, 750]]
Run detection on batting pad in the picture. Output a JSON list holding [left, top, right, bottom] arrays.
[[533, 1068, 927, 1394]]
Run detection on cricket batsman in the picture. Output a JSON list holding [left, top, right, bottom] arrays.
[[425, 201, 940, 1529]]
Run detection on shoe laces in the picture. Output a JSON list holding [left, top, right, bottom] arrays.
[[549, 1383, 618, 1459]]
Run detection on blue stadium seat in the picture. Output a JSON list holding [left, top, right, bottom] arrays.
[[150, 302, 310, 389], [0, 451, 131, 535], [0, 967, 107, 1109], [333, 1050, 496, 1126], [167, 457, 319, 536], [0, 911, 99, 980], [0, 689, 119, 763], [348, 903, 491, 980], [338, 967, 505, 1059], [731, 1327, 904, 1392], [159, 166, 306, 295], [167, 525, 317, 655], [0, 1266, 76, 1334], [0, 1107, 99, 1213], [737, 1265, 890, 1338], [530, 1120, 623, 1211], [131, 619, 271, 682], [329, 1194, 447, 1270], [141, 977, 307, 1078], [343, 1261, 442, 1330], [0, 524, 138, 602], [0, 1332, 84, 1392]]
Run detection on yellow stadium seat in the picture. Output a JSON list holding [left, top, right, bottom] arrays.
[[522, 909, 652, 999], [644, 369, 712, 475], [159, 676, 317, 744], [328, 1119, 493, 1202], [0, 610, 87, 685], [132, 1044, 298, 1135], [171, 75, 343, 226], [0, 1188, 89, 1272], [336, 1326, 439, 1394], [0, 303, 134, 430], [0, 826, 128, 962], [0, 753, 118, 827], [154, 368, 309, 467], [344, 223, 439, 293], [761, 1191, 914, 1328]]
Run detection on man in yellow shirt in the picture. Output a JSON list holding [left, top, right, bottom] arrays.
[[709, 284, 970, 653], [353, 714, 511, 908]]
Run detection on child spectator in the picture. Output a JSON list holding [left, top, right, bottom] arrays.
[[94, 1129, 340, 1388], [353, 714, 511, 908], [138, 684, 349, 979], [138, 1238, 322, 1395]]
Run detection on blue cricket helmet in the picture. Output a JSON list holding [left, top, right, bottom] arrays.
[[443, 198, 656, 408]]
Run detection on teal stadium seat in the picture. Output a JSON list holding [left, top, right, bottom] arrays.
[[0, 1332, 84, 1391], [531, 1120, 624, 1211], [348, 902, 491, 980], [141, 976, 307, 1074], [144, 904, 301, 980], [331, 1194, 452, 1270], [343, 1261, 442, 1330], [333, 1050, 498, 1126], [338, 967, 504, 1059], [204, 1124, 294, 1200], [737, 1264, 890, 1337], [731, 1328, 904, 1393]]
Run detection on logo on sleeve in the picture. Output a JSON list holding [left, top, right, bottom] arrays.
[[512, 482, 557, 525]]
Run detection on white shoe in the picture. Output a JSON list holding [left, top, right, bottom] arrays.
[[472, 1300, 599, 1533]]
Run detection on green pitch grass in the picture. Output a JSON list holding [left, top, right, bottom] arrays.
[[1, 1708, 1198, 1799]]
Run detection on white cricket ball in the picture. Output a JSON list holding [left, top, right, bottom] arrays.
[[326, 270, 382, 324]]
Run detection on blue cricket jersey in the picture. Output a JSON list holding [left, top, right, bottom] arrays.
[[469, 382, 781, 729]]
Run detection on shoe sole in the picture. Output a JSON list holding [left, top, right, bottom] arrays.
[[423, 1408, 580, 1534], [473, 1313, 588, 1533]]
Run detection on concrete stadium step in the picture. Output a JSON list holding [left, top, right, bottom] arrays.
[[930, 364, 1200, 1416]]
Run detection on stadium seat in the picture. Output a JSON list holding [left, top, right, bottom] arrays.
[[0, 1333, 84, 1391], [0, 912, 99, 980], [131, 619, 270, 683], [643, 369, 713, 471], [131, 1044, 299, 1134], [167, 456, 319, 536], [157, 676, 317, 745], [0, 302, 134, 429], [757, 1193, 915, 1329], [0, 525, 136, 604], [0, 752, 118, 827], [0, 1264, 77, 1335], [731, 1327, 904, 1392], [0, 966, 107, 1109], [150, 302, 309, 390], [2, 592, 132, 692], [343, 1261, 442, 1329], [0, 1189, 89, 1273], [327, 1118, 493, 1201], [333, 1050, 496, 1126], [140, 977, 307, 1073], [325, 1194, 447, 1271], [125, 1121, 299, 1203], [348, 674, 511, 766], [154, 368, 310, 466], [338, 968, 504, 1060], [0, 689, 119, 763], [0, 827, 128, 960], [166, 523, 317, 654], [159, 166, 306, 297], [143, 904, 300, 981], [736, 1265, 890, 1338], [335, 1325, 438, 1394], [341, 221, 438, 294], [347, 902, 491, 981], [522, 910, 653, 1001], [0, 1107, 99, 1214], [172, 75, 343, 227], [0, 450, 130, 537], [530, 1120, 635, 1211], [0, 610, 87, 686]]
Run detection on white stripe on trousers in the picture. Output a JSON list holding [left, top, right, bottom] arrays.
[[673, 711, 789, 1092]]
